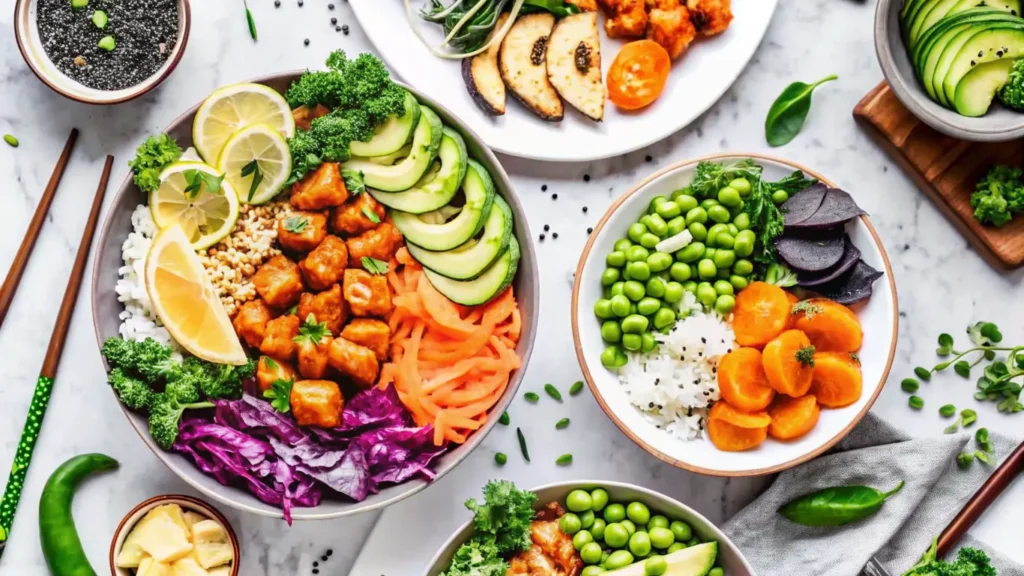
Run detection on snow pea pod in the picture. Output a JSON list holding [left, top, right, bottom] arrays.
[[778, 480, 904, 527]]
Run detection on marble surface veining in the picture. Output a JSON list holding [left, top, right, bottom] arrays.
[[0, 0, 1021, 575]]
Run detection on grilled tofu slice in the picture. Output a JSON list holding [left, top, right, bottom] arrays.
[[546, 12, 604, 121], [463, 13, 509, 115], [500, 13, 564, 121]]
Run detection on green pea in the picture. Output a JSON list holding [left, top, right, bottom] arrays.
[[707, 205, 731, 224], [667, 543, 686, 553], [622, 334, 642, 351], [601, 268, 620, 286], [600, 345, 620, 369], [620, 519, 637, 535], [686, 537, 701, 548], [590, 518, 607, 540], [717, 186, 742, 207], [646, 516, 669, 531], [674, 194, 698, 212], [655, 201, 681, 220], [697, 259, 717, 279], [705, 223, 727, 246], [601, 321, 622, 342], [629, 262, 652, 281], [715, 232, 735, 249], [734, 230, 756, 257], [574, 530, 594, 550], [627, 245, 650, 262], [603, 521, 629, 546], [772, 190, 789, 205], [669, 262, 691, 282], [605, 551, 634, 571], [648, 215, 668, 237], [733, 258, 754, 276], [628, 222, 647, 242], [646, 277, 666, 298], [685, 207, 708, 225], [594, 299, 614, 319], [581, 565, 604, 576], [629, 531, 652, 557], [663, 282, 684, 303], [648, 195, 668, 214], [637, 298, 660, 316], [729, 202, 745, 217], [715, 295, 736, 315], [610, 294, 631, 317], [708, 568, 725, 576], [623, 281, 645, 302], [686, 222, 708, 242], [713, 250, 735, 269], [610, 281, 626, 297], [645, 556, 668, 576], [591, 488, 610, 511], [666, 216, 687, 237], [729, 177, 752, 196], [614, 238, 633, 252], [629, 303, 638, 315], [729, 275, 749, 290], [682, 280, 698, 293], [696, 282, 717, 308], [648, 526, 675, 549], [712, 280, 734, 296], [653, 308, 676, 330], [647, 252, 673, 273], [580, 542, 604, 565], [669, 521, 692, 542], [727, 223, 740, 236], [622, 314, 649, 334], [700, 198, 720, 210], [606, 251, 627, 268], [733, 212, 751, 230], [560, 513, 582, 535], [581, 510, 596, 529], [704, 247, 717, 260], [640, 332, 657, 353], [640, 233, 661, 249], [676, 242, 705, 263], [601, 551, 610, 566], [626, 502, 651, 525]]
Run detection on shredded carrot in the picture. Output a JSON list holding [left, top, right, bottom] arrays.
[[380, 257, 522, 446]]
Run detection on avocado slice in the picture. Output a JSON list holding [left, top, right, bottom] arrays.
[[368, 126, 468, 214], [916, 10, 1019, 101], [406, 195, 512, 280], [349, 90, 421, 158], [342, 106, 443, 192], [942, 27, 1024, 104], [391, 159, 496, 252], [422, 236, 520, 306], [955, 58, 1016, 115], [907, 0, 1020, 52], [913, 7, 1010, 72], [603, 542, 718, 576]]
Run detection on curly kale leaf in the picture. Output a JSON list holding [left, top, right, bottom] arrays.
[[971, 165, 1024, 227], [464, 480, 537, 555], [440, 535, 508, 576], [128, 134, 183, 193], [903, 541, 996, 576], [998, 59, 1024, 111]]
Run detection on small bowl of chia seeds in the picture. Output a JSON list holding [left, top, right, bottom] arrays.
[[14, 0, 191, 104]]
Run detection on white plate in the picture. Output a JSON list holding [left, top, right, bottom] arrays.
[[350, 0, 778, 162], [572, 154, 899, 476]]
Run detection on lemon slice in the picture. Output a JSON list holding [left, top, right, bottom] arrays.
[[216, 123, 293, 205], [150, 162, 240, 250], [145, 225, 247, 365], [192, 82, 295, 164]]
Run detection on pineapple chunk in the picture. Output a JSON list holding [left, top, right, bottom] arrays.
[[157, 504, 190, 534], [195, 542, 234, 570], [190, 519, 227, 544], [137, 557, 174, 576], [172, 557, 210, 576], [183, 511, 207, 534], [116, 512, 160, 568], [135, 507, 194, 563]]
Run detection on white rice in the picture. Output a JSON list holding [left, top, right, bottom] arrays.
[[618, 292, 736, 440], [114, 205, 179, 349]]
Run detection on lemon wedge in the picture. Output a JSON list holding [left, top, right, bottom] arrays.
[[150, 162, 240, 250], [216, 123, 293, 205], [145, 225, 247, 365], [192, 82, 295, 164]]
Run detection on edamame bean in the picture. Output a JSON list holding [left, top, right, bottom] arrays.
[[614, 238, 633, 252], [605, 551, 634, 571], [663, 281, 684, 303], [707, 204, 731, 224], [666, 216, 687, 237], [641, 332, 657, 353], [717, 186, 742, 207], [580, 542, 604, 565], [709, 568, 725, 576], [646, 277, 666, 298], [706, 223, 728, 246], [730, 177, 752, 196], [629, 531, 652, 557], [716, 232, 735, 249], [729, 275, 749, 290], [667, 543, 686, 553], [610, 281, 625, 297], [640, 232, 661, 249], [600, 346, 623, 369], [687, 222, 708, 242], [647, 252, 672, 273], [606, 251, 626, 268], [734, 230, 756, 257], [727, 223, 740, 236], [627, 502, 651, 525], [733, 258, 754, 277], [622, 314, 649, 334], [567, 489, 593, 512], [682, 280, 698, 293], [620, 519, 637, 535], [627, 245, 650, 262], [594, 299, 614, 319], [646, 556, 668, 576], [704, 247, 717, 260], [590, 518, 607, 540], [669, 521, 692, 542], [610, 294, 630, 317], [628, 222, 647, 242], [574, 530, 594, 550], [713, 280, 734, 296], [601, 552, 610, 566], [729, 203, 745, 217], [647, 213, 668, 235], [713, 250, 735, 268], [733, 212, 751, 230], [686, 537, 700, 548], [674, 194, 698, 212], [716, 267, 730, 280], [637, 298, 660, 316], [647, 515, 670, 530], [623, 333, 642, 351], [581, 566, 604, 576], [604, 522, 629, 547], [560, 513, 582, 535], [697, 259, 717, 279], [700, 198, 720, 210], [601, 321, 622, 343], [677, 242, 705, 263], [715, 295, 736, 315], [655, 201, 681, 219], [653, 308, 676, 329], [771, 190, 789, 205], [648, 195, 668, 214], [669, 262, 691, 282], [685, 207, 708, 225], [696, 282, 717, 308], [591, 488, 610, 511], [581, 510, 596, 529], [648, 526, 675, 549], [623, 281, 645, 302], [628, 261, 652, 281], [629, 303, 637, 315], [601, 268, 620, 286]]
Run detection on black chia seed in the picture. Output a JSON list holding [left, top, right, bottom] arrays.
[[543, 224, 550, 231], [331, 17, 337, 24], [539, 233, 545, 241], [36, 0, 178, 91], [552, 232, 558, 239], [552, 193, 558, 200], [541, 184, 548, 191], [587, 227, 593, 234], [304, 38, 311, 46], [336, 25, 342, 31], [583, 174, 591, 182], [342, 24, 349, 34], [582, 206, 588, 213]]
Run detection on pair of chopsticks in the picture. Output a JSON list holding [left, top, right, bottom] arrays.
[[0, 129, 114, 558]]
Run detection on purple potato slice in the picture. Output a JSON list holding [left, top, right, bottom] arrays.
[[781, 183, 827, 226], [815, 259, 883, 305], [788, 188, 865, 230], [797, 235, 861, 287], [776, 235, 846, 272]]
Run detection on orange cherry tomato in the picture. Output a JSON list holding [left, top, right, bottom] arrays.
[[607, 40, 671, 111]]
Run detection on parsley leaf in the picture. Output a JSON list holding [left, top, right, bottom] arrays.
[[128, 134, 182, 193], [263, 378, 293, 413], [343, 169, 365, 195], [283, 215, 310, 233], [241, 159, 264, 202], [795, 345, 816, 367], [361, 256, 389, 275], [293, 314, 332, 344], [362, 205, 381, 224], [183, 169, 225, 199], [464, 480, 536, 555]]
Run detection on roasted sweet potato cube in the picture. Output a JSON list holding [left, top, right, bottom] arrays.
[[340, 318, 390, 362], [327, 337, 380, 388], [252, 255, 305, 308], [296, 336, 332, 380], [296, 284, 348, 336], [257, 355, 298, 392], [346, 221, 404, 264], [299, 235, 348, 291], [290, 162, 348, 210], [292, 104, 330, 131], [259, 314, 300, 361], [290, 379, 344, 428], [277, 211, 328, 253], [343, 269, 393, 317], [233, 299, 273, 348], [331, 194, 386, 237]]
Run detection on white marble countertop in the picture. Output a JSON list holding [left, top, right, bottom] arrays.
[[0, 0, 1023, 575]]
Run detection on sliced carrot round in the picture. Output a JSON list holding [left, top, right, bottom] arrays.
[[785, 292, 800, 329], [717, 348, 776, 412], [708, 400, 771, 428], [732, 281, 792, 348], [791, 298, 863, 352], [767, 394, 820, 440], [762, 329, 815, 397], [708, 417, 768, 452], [812, 352, 863, 408]]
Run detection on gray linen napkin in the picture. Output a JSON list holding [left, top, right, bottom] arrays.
[[722, 413, 1024, 576]]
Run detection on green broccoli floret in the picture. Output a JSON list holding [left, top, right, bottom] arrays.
[[971, 165, 1024, 227], [441, 535, 508, 576], [196, 357, 256, 400], [148, 393, 214, 450], [101, 337, 177, 383], [998, 59, 1024, 111], [108, 368, 154, 411], [128, 134, 183, 193], [903, 539, 996, 576]]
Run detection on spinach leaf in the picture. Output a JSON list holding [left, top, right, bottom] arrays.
[[765, 74, 837, 147], [778, 481, 904, 527], [521, 0, 582, 16]]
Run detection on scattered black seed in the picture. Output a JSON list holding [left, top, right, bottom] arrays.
[[539, 233, 545, 241], [645, 155, 653, 162], [342, 24, 350, 34], [275, 0, 281, 6], [541, 184, 548, 191], [648, 402, 654, 408], [701, 337, 706, 344], [552, 193, 558, 200], [544, 224, 550, 231], [313, 561, 319, 567], [329, 2, 335, 7], [321, 555, 328, 562], [304, 38, 310, 45], [336, 25, 342, 31], [298, 0, 304, 5], [583, 174, 591, 182], [587, 227, 593, 234], [552, 232, 559, 239], [327, 550, 333, 557], [582, 206, 588, 213], [331, 17, 337, 24]]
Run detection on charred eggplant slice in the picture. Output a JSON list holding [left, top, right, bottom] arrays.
[[463, 13, 509, 116], [500, 13, 564, 121], [546, 12, 604, 121]]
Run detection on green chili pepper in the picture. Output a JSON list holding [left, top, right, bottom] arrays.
[[570, 381, 584, 396], [544, 383, 562, 402], [498, 411, 510, 426], [777, 481, 904, 527], [517, 427, 530, 462], [39, 454, 119, 576]]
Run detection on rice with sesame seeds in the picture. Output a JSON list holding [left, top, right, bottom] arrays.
[[115, 205, 178, 348]]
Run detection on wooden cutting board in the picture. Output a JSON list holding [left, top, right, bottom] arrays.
[[853, 82, 1024, 269]]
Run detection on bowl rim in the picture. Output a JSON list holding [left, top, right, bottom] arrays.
[[872, 0, 1024, 141], [13, 0, 192, 105], [89, 72, 539, 520], [570, 152, 899, 478], [421, 479, 757, 576], [108, 493, 240, 576]]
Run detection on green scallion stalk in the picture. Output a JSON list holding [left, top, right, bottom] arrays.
[[570, 380, 584, 396], [498, 411, 510, 426], [524, 392, 539, 403], [555, 418, 570, 430], [544, 383, 562, 402], [555, 453, 573, 466], [516, 427, 530, 462]]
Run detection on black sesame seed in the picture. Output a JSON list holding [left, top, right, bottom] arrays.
[[331, 17, 337, 24], [342, 24, 350, 34], [541, 184, 548, 191], [552, 232, 559, 239], [582, 206, 588, 213], [552, 193, 558, 200], [544, 224, 550, 231], [649, 402, 654, 408], [321, 555, 328, 562], [336, 25, 342, 31], [329, 2, 335, 7], [701, 337, 706, 343], [304, 38, 310, 45], [587, 227, 593, 234], [275, 0, 281, 5], [313, 561, 319, 567], [645, 155, 653, 162], [326, 550, 333, 556], [657, 404, 663, 410], [539, 234, 545, 241], [583, 174, 591, 182]]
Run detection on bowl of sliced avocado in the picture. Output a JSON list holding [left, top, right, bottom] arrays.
[[876, 0, 1024, 141]]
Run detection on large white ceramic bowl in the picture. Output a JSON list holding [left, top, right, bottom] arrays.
[[572, 154, 899, 477]]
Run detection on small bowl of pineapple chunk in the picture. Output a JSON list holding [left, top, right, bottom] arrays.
[[109, 495, 239, 576]]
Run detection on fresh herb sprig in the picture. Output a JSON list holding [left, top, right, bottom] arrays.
[[183, 169, 225, 199], [128, 134, 182, 193], [243, 0, 257, 40], [765, 74, 838, 147], [263, 379, 293, 413], [240, 159, 263, 202], [361, 257, 389, 275]]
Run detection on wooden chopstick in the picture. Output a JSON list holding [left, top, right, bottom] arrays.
[[0, 155, 112, 553], [0, 129, 79, 329]]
